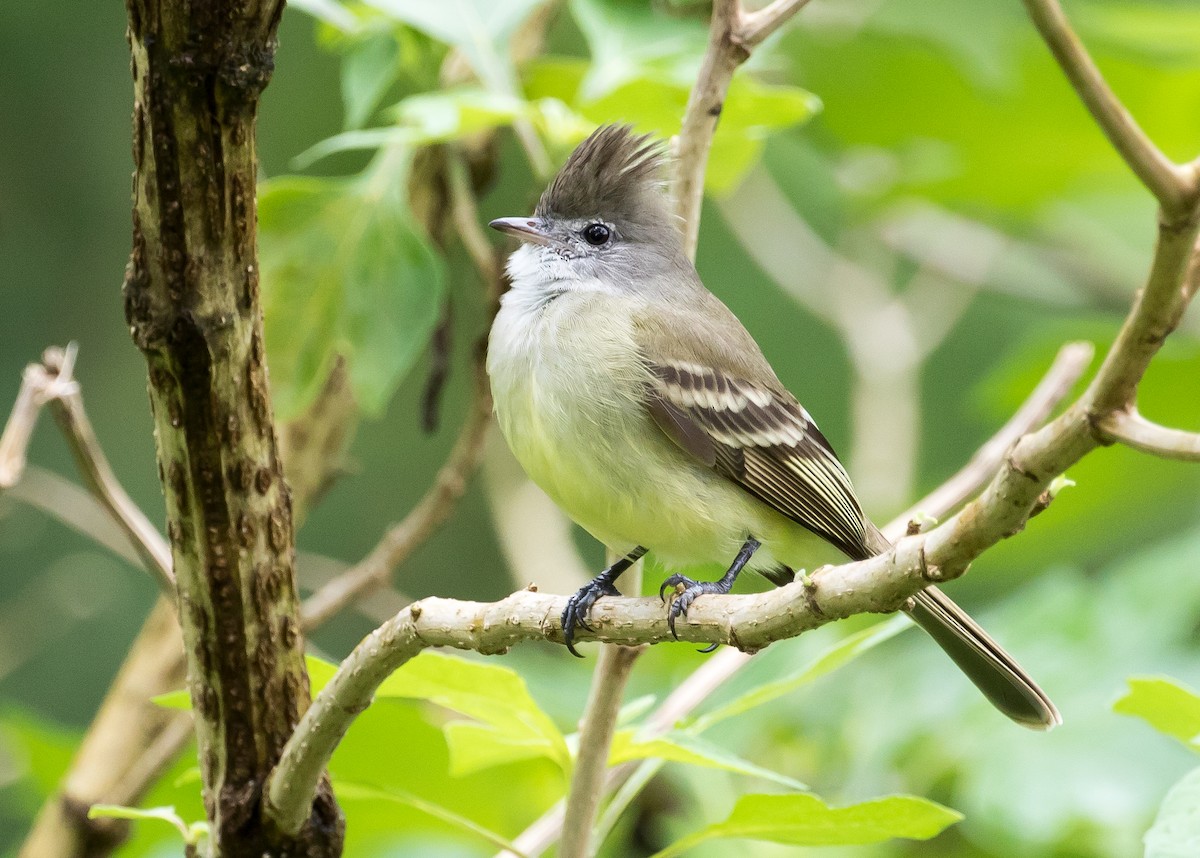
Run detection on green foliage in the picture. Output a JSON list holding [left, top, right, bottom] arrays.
[[649, 793, 962, 856], [5, 0, 1200, 856], [259, 151, 445, 419], [1144, 766, 1200, 858], [1115, 677, 1200, 750]]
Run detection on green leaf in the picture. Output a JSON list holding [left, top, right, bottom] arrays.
[[291, 0, 362, 32], [1145, 766, 1200, 858], [610, 730, 807, 791], [375, 651, 570, 774], [570, 0, 708, 100], [366, 0, 544, 93], [87, 805, 207, 846], [260, 154, 446, 419], [392, 87, 528, 141], [341, 28, 402, 129], [150, 690, 192, 710], [692, 615, 910, 731], [1115, 676, 1200, 751], [649, 793, 961, 857], [334, 780, 530, 856]]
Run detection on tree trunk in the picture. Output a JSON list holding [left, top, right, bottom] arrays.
[[123, 1, 342, 853]]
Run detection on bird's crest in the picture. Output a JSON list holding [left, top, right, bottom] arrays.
[[536, 124, 670, 230]]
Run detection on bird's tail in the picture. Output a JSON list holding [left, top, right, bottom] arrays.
[[865, 524, 1061, 730]]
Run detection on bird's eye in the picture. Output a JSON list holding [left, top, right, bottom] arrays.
[[580, 223, 611, 246]]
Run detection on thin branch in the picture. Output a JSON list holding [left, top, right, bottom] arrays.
[[299, 366, 491, 629], [673, 0, 816, 258], [891, 341, 1094, 532], [1096, 408, 1200, 462], [673, 0, 746, 261], [736, 0, 814, 47], [559, 645, 644, 858], [1021, 0, 1197, 218], [1084, 224, 1200, 416], [0, 347, 174, 595]]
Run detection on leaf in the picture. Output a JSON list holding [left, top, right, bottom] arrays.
[[334, 780, 530, 856], [610, 730, 807, 791], [295, 88, 535, 167], [1145, 766, 1200, 858], [1115, 676, 1200, 751], [391, 87, 528, 141], [291, 0, 362, 32], [570, 0, 708, 100], [649, 793, 962, 857], [692, 615, 910, 731], [150, 690, 192, 710], [87, 805, 207, 846], [341, 28, 402, 129], [259, 154, 446, 419], [366, 0, 544, 93], [375, 651, 570, 774]]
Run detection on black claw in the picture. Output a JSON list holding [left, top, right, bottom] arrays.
[[698, 642, 720, 654], [562, 578, 621, 656], [662, 576, 731, 642]]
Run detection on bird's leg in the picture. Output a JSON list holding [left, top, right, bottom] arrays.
[[561, 546, 648, 657], [660, 536, 761, 642]]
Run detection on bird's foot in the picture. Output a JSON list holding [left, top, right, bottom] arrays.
[[562, 578, 622, 657], [659, 574, 734, 642]]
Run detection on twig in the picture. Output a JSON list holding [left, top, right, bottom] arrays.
[[1021, 0, 1196, 217], [736, 0, 814, 47], [559, 645, 644, 858], [0, 347, 174, 595], [1096, 408, 1200, 462], [890, 341, 1094, 531], [299, 367, 492, 629], [673, 0, 745, 261]]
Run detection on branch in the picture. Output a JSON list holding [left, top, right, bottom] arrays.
[[0, 347, 174, 595], [559, 645, 643, 858], [1021, 0, 1198, 218], [736, 0, 814, 47], [1096, 408, 1200, 462], [299, 366, 492, 629], [890, 341, 1094, 532]]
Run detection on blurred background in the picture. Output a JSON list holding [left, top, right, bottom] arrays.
[[2, 0, 1199, 855]]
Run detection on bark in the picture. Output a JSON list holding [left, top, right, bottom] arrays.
[[123, 0, 341, 853]]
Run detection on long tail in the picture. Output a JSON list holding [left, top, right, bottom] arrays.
[[906, 587, 1060, 730], [865, 525, 1060, 730]]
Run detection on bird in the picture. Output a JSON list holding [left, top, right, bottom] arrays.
[[485, 123, 1060, 730]]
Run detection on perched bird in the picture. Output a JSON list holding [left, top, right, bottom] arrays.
[[486, 124, 1059, 730]]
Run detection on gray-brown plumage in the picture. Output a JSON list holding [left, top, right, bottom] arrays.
[[488, 123, 1060, 730]]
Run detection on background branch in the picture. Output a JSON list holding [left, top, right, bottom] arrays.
[[1020, 0, 1195, 216], [1096, 408, 1200, 462], [558, 645, 644, 858]]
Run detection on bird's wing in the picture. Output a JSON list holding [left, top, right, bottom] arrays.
[[644, 360, 870, 560]]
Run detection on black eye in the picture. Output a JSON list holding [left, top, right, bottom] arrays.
[[580, 223, 611, 246]]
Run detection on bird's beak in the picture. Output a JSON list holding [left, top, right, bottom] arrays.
[[489, 216, 562, 249]]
